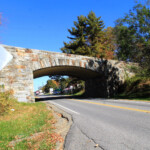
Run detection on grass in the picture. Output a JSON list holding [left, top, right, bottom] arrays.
[[116, 76, 150, 101], [73, 89, 85, 96], [0, 91, 61, 150], [115, 95, 150, 101]]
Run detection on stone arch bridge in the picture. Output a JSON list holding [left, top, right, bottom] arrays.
[[0, 45, 134, 102]]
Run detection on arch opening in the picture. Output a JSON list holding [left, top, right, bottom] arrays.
[[34, 75, 85, 98], [33, 64, 122, 99], [33, 66, 102, 80], [33, 66, 101, 97]]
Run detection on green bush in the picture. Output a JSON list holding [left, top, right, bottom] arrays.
[[118, 76, 150, 99]]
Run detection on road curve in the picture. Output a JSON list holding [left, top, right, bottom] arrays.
[[37, 96, 150, 150]]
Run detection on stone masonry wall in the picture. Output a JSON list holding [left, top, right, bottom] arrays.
[[0, 45, 135, 102]]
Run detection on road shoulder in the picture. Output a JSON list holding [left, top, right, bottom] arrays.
[[46, 102, 72, 150]]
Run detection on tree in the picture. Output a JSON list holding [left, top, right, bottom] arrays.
[[61, 15, 90, 55], [44, 80, 59, 93], [48, 75, 85, 94], [97, 27, 116, 59], [114, 25, 137, 61], [114, 2, 150, 75], [86, 11, 105, 57], [61, 11, 106, 57], [49, 75, 70, 93]]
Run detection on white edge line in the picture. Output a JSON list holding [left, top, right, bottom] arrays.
[[50, 102, 80, 115]]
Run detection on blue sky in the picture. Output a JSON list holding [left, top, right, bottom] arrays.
[[0, 0, 136, 91]]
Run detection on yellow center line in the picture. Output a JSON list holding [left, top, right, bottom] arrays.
[[69, 99, 150, 113]]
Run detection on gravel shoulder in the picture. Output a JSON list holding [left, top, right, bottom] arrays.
[[45, 101, 103, 150], [46, 102, 73, 150]]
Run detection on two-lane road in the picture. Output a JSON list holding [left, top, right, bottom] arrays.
[[37, 96, 150, 150]]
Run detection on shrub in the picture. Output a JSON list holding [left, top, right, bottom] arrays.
[[118, 76, 150, 98], [0, 90, 17, 115]]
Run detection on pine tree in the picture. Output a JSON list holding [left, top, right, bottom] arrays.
[[86, 11, 105, 57], [61, 11, 105, 57], [61, 15, 90, 55]]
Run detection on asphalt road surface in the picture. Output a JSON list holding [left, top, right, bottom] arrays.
[[36, 95, 150, 150]]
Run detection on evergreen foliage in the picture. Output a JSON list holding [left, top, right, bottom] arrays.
[[86, 11, 105, 57], [61, 15, 89, 55], [61, 11, 115, 58]]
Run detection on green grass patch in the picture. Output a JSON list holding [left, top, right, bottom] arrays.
[[0, 92, 57, 150], [73, 89, 85, 96], [14, 140, 29, 150]]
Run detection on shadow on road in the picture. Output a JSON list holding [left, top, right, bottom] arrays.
[[35, 95, 83, 102]]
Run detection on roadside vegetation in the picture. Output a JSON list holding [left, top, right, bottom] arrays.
[[1, 1, 149, 150], [73, 89, 85, 96], [113, 1, 150, 100], [116, 76, 150, 100], [40, 75, 85, 96], [35, 1, 149, 100], [60, 1, 150, 100], [0, 91, 62, 150]]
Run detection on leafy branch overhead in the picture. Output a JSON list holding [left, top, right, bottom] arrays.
[[114, 2, 150, 75]]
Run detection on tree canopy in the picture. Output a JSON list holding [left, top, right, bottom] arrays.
[[61, 11, 115, 59], [43, 80, 59, 93], [114, 2, 150, 75]]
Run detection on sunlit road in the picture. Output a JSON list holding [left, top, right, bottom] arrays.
[[36, 95, 150, 150]]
